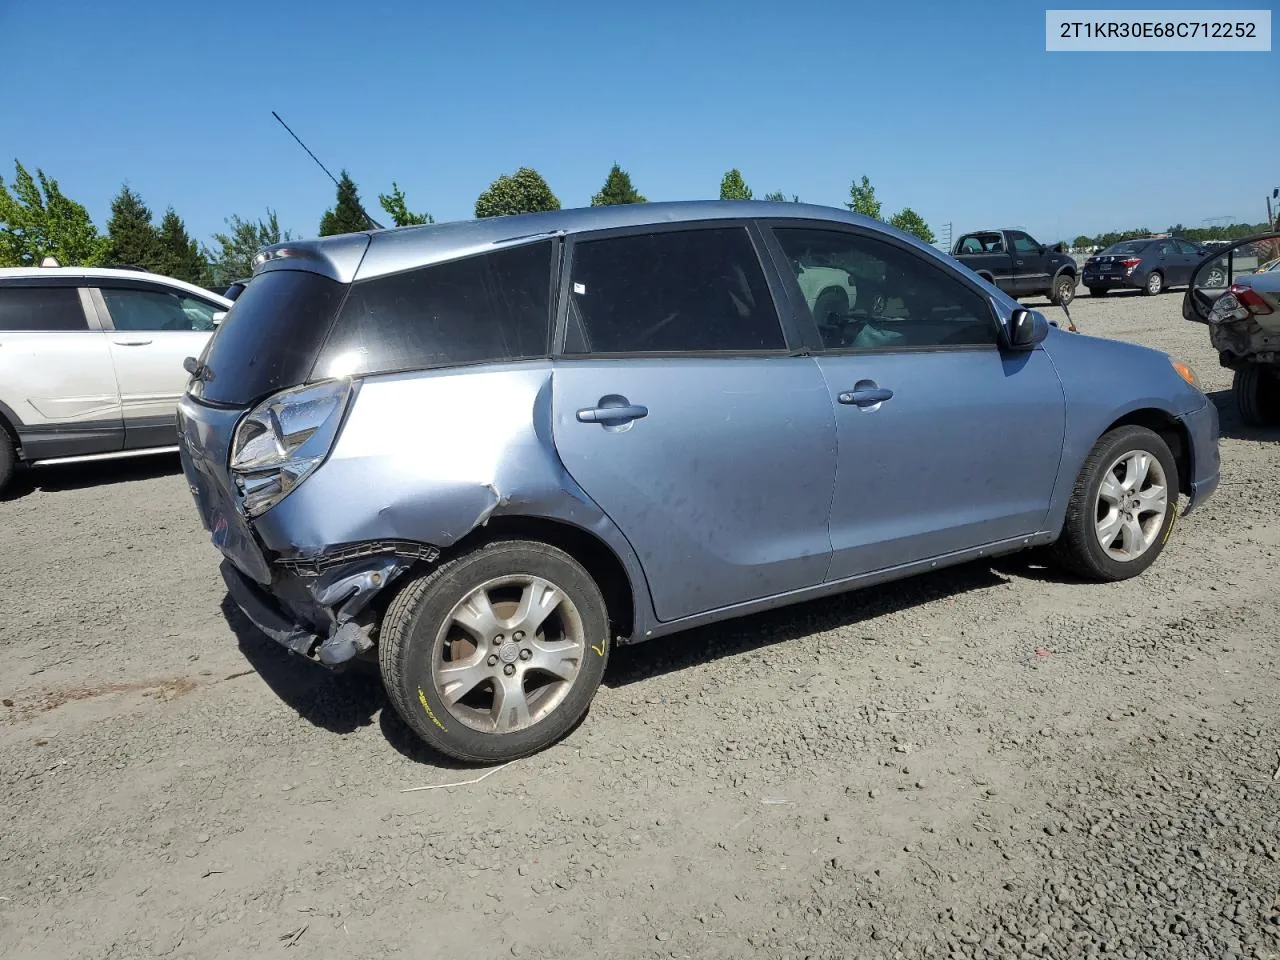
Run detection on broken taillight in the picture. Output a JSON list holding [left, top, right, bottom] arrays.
[[229, 379, 354, 518], [1228, 282, 1275, 316]]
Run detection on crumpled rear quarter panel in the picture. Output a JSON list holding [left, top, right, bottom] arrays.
[[250, 362, 652, 621]]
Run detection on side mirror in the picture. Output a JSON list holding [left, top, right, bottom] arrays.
[[211, 311, 227, 326], [1009, 307, 1049, 349]]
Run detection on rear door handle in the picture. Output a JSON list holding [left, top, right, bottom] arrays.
[[838, 387, 894, 406], [114, 339, 153, 346], [577, 403, 648, 424]]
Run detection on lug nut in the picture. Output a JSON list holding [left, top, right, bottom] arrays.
[[494, 634, 504, 644], [487, 655, 498, 666], [519, 648, 532, 661], [513, 631, 525, 641], [503, 664, 516, 676]]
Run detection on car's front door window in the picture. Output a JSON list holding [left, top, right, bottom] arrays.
[[771, 227, 998, 352], [1011, 233, 1040, 256], [101, 288, 220, 332]]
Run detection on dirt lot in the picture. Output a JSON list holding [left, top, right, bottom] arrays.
[[2, 288, 1278, 960]]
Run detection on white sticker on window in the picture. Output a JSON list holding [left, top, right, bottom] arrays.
[[573, 282, 586, 295]]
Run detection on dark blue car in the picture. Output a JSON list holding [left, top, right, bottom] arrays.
[[1083, 236, 1208, 297]]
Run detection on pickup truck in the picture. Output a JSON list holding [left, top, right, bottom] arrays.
[[951, 228, 1078, 305]]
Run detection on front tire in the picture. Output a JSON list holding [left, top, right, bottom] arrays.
[[1233, 364, 1280, 426], [1050, 425, 1179, 581], [378, 540, 610, 763], [1143, 271, 1164, 296]]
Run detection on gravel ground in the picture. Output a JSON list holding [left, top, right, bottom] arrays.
[[2, 287, 1278, 960]]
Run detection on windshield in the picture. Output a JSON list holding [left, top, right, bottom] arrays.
[[191, 269, 347, 407]]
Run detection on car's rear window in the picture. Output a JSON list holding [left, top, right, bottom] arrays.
[[1101, 240, 1150, 255], [311, 240, 553, 380], [193, 269, 346, 406]]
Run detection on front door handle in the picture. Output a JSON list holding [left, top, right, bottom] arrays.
[[114, 339, 153, 346], [838, 387, 894, 406], [1015, 259, 1025, 266], [577, 403, 648, 424]]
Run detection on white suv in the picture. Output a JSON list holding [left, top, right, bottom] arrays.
[[0, 265, 232, 494]]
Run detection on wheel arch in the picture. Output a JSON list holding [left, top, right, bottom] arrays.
[[1099, 408, 1192, 498], [397, 514, 640, 643]]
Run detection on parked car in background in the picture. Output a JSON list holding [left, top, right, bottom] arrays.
[[0, 265, 232, 494], [178, 200, 1219, 764], [951, 228, 1078, 305], [1184, 233, 1280, 425], [1083, 236, 1208, 297]]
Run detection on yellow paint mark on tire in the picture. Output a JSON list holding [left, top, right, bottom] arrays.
[[590, 640, 606, 657], [417, 687, 446, 731], [1162, 509, 1176, 545]]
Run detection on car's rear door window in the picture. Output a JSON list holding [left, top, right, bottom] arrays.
[[0, 286, 88, 330], [563, 226, 784, 355], [314, 239, 554, 379], [771, 227, 997, 352]]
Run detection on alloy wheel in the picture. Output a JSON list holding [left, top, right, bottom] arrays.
[[431, 575, 586, 734], [1094, 450, 1169, 561]]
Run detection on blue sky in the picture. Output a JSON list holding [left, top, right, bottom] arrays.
[[0, 0, 1275, 247]]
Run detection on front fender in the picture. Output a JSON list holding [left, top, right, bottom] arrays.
[[1039, 328, 1205, 532]]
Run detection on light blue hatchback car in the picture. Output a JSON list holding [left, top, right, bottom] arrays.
[[177, 201, 1220, 762]]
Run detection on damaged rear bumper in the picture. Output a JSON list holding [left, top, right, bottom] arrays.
[[220, 543, 435, 668]]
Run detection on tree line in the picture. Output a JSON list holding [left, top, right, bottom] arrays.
[[11, 155, 1271, 286], [1070, 220, 1277, 252]]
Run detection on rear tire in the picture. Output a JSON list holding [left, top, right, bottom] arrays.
[[1233, 364, 1280, 426], [1050, 426, 1179, 581], [0, 430, 15, 497], [1143, 271, 1164, 296], [1088, 286, 1107, 297], [378, 540, 610, 764], [1050, 274, 1077, 306]]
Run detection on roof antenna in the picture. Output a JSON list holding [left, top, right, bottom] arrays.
[[271, 110, 384, 231]]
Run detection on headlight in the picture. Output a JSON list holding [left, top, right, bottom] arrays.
[[1169, 357, 1199, 390], [230, 379, 353, 517]]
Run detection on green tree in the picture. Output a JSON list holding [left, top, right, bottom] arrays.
[[106, 185, 162, 269], [888, 207, 935, 244], [202, 209, 293, 285], [0, 160, 108, 267], [1072, 235, 1091, 250], [719, 169, 752, 201], [846, 175, 882, 220], [591, 164, 646, 206], [378, 182, 432, 226], [474, 167, 560, 218], [319, 170, 372, 236], [155, 208, 208, 284]]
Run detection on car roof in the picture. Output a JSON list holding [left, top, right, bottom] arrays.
[[0, 266, 232, 306], [254, 200, 939, 284]]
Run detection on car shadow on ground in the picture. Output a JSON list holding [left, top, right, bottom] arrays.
[[1206, 388, 1280, 442], [604, 562, 1012, 688], [1, 452, 182, 501], [220, 594, 474, 769], [220, 562, 1017, 766]]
